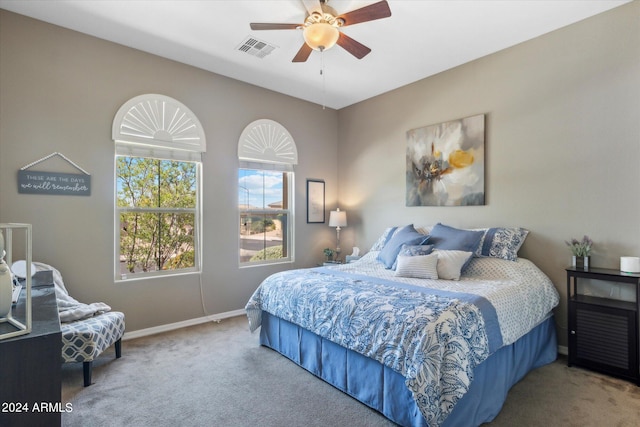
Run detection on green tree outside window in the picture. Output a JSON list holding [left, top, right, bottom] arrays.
[[117, 157, 198, 276]]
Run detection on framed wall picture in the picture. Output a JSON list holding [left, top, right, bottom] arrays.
[[306, 179, 325, 223], [406, 114, 485, 206]]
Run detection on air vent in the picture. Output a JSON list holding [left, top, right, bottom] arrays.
[[237, 37, 277, 59]]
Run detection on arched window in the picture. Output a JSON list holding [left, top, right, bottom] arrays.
[[238, 119, 297, 266], [113, 94, 205, 280]]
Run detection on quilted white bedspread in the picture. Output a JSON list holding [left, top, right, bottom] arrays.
[[332, 252, 559, 347]]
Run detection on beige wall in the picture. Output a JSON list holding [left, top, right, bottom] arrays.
[[0, 10, 339, 332], [337, 2, 640, 347], [2, 4, 639, 344]]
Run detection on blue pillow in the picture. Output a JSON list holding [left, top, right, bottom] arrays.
[[428, 223, 484, 253], [377, 224, 429, 269]]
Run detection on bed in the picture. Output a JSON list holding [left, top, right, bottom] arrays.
[[246, 224, 560, 427]]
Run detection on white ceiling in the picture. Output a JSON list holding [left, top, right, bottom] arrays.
[[0, 0, 630, 109]]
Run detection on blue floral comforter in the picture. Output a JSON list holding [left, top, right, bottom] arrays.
[[246, 267, 503, 426]]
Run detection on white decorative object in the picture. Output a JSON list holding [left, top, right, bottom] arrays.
[[0, 223, 32, 340], [620, 256, 640, 273], [0, 259, 11, 318]]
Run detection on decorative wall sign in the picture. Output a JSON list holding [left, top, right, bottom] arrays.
[[406, 114, 485, 206], [18, 152, 91, 196], [18, 171, 91, 196], [306, 179, 325, 223]]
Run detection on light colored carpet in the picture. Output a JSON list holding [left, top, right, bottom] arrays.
[[61, 315, 640, 426]]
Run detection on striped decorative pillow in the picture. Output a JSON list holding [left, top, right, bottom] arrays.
[[394, 253, 439, 279]]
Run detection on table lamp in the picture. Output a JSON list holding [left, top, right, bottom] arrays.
[[328, 208, 347, 262]]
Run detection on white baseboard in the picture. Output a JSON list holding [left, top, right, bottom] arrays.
[[122, 313, 573, 359], [122, 308, 247, 341]]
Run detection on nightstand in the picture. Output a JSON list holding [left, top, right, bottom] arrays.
[[566, 267, 640, 385], [323, 261, 342, 266]]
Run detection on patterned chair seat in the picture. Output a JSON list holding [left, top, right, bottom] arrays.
[[61, 311, 125, 386]]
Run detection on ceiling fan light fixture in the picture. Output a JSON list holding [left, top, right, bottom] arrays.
[[250, 1, 391, 62], [303, 22, 339, 51]]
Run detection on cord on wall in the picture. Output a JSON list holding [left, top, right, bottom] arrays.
[[199, 272, 221, 324]]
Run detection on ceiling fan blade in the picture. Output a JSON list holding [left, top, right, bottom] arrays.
[[337, 0, 392, 27], [336, 32, 371, 59], [292, 43, 313, 62], [250, 23, 301, 30]]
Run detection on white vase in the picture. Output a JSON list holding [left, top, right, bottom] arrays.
[[0, 261, 13, 318]]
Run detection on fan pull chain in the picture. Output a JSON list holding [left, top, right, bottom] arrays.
[[320, 48, 326, 110]]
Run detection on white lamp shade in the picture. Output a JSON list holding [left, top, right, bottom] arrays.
[[329, 209, 347, 227]]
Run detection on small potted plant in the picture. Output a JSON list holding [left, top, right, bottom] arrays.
[[323, 248, 335, 262], [566, 235, 593, 269]]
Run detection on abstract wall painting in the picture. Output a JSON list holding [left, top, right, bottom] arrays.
[[406, 114, 485, 206]]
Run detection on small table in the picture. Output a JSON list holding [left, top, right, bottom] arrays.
[[566, 266, 640, 385]]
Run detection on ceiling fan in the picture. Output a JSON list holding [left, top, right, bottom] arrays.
[[250, 0, 392, 62]]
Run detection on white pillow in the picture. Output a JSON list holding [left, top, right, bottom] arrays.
[[435, 250, 473, 280], [394, 253, 439, 279]]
